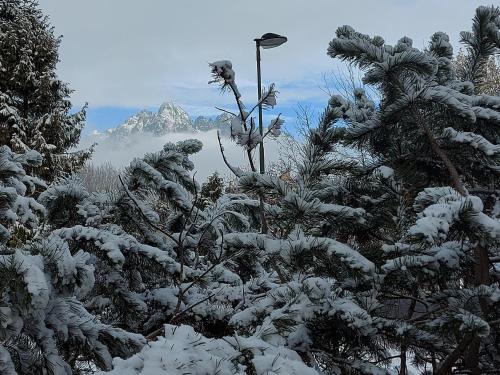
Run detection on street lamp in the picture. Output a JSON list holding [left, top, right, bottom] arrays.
[[254, 33, 287, 174]]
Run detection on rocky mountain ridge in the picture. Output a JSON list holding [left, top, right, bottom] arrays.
[[93, 102, 232, 139]]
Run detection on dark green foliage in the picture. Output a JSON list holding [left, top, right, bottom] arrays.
[[200, 172, 224, 208]]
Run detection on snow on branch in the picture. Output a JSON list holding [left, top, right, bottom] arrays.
[[222, 232, 375, 275], [443, 127, 500, 155], [209, 60, 241, 99], [53, 225, 181, 272], [100, 324, 320, 375]]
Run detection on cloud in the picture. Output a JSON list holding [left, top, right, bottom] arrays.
[[83, 131, 285, 182], [39, 0, 486, 112]]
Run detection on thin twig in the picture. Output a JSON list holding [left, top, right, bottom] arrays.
[[261, 113, 282, 141], [170, 290, 221, 324], [215, 107, 237, 117], [245, 85, 275, 120], [217, 131, 241, 177]]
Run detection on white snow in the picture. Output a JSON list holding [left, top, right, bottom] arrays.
[[443, 127, 500, 156], [99, 325, 320, 375]]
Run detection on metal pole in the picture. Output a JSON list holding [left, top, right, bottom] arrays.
[[256, 40, 265, 174]]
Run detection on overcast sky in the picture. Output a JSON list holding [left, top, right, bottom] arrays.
[[38, 0, 489, 132]]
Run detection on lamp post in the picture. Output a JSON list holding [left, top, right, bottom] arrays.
[[254, 33, 287, 174]]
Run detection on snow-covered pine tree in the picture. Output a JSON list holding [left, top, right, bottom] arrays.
[[0, 146, 145, 375], [41, 141, 202, 333], [96, 62, 342, 375], [41, 140, 263, 351], [326, 5, 500, 374], [209, 60, 287, 233], [58, 138, 323, 374], [208, 60, 284, 178], [206, 60, 402, 373], [0, 0, 91, 181], [98, 324, 320, 375]]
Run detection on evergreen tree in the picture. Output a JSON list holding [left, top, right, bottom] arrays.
[[87, 63, 326, 375], [325, 5, 500, 374], [42, 140, 259, 341], [0, 0, 91, 181]]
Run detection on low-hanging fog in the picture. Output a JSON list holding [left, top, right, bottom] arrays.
[[81, 130, 286, 181]]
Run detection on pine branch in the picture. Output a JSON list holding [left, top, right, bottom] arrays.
[[118, 175, 180, 245]]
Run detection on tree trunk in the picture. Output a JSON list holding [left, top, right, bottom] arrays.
[[436, 334, 474, 375], [410, 106, 467, 196], [463, 244, 490, 374], [399, 345, 407, 375]]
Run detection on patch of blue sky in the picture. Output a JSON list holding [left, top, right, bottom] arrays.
[[83, 99, 324, 137], [81, 71, 352, 137]]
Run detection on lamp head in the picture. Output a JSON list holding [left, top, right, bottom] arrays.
[[255, 33, 287, 49]]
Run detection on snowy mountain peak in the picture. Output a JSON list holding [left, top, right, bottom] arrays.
[[96, 102, 232, 141], [158, 102, 191, 125], [110, 102, 192, 137]]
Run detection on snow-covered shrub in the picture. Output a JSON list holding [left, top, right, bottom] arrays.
[[77, 162, 121, 193]]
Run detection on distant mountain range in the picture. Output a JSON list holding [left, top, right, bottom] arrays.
[[82, 101, 290, 179], [90, 102, 232, 141]]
